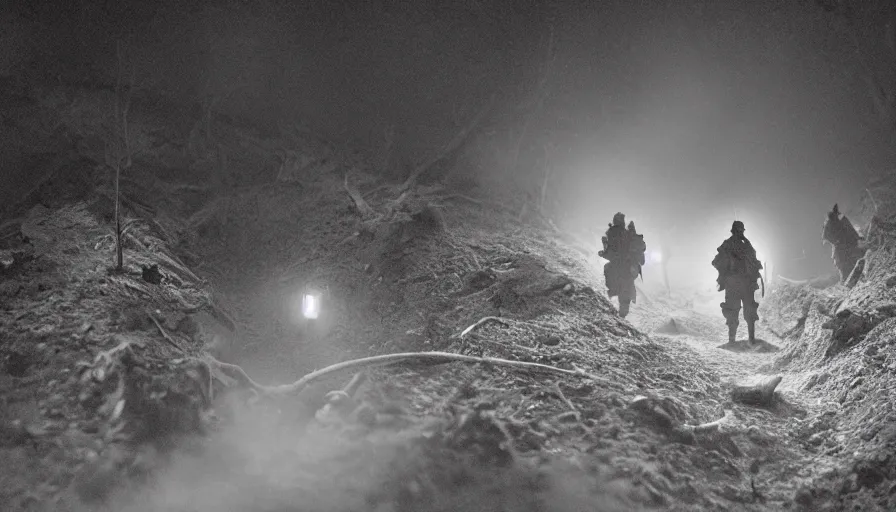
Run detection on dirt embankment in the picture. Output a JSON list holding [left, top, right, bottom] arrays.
[[4, 76, 893, 512], [759, 176, 896, 512]]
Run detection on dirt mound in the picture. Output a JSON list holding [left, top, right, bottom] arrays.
[[757, 186, 896, 511]]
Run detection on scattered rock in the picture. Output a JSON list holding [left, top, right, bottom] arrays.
[[141, 264, 162, 284], [876, 303, 896, 318], [629, 394, 689, 432], [5, 351, 30, 377], [823, 309, 875, 358], [461, 269, 496, 294], [730, 375, 783, 407], [852, 459, 887, 490], [541, 335, 561, 347], [556, 411, 580, 423]]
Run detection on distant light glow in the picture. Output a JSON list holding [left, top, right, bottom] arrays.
[[302, 293, 321, 319], [650, 250, 663, 263]]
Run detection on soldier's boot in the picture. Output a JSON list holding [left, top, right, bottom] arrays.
[[728, 323, 737, 344], [618, 299, 631, 318], [747, 322, 756, 343]]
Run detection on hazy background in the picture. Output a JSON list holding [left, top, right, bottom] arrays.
[[3, 0, 895, 288]]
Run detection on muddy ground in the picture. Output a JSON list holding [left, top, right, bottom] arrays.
[[2, 79, 896, 512]]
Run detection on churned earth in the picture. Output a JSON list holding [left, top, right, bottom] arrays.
[[1, 76, 895, 512]]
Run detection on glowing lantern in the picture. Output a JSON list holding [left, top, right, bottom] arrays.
[[302, 289, 322, 319]]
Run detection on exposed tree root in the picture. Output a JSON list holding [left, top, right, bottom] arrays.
[[149, 314, 185, 353], [343, 172, 377, 219], [93, 338, 141, 369], [549, 381, 580, 421], [315, 372, 367, 422], [208, 351, 605, 397]]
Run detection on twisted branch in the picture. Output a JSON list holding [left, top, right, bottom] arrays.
[[209, 351, 605, 397]]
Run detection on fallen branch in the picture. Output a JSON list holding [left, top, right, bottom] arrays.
[[688, 410, 733, 433], [206, 358, 268, 392], [343, 172, 376, 218], [94, 338, 141, 367], [156, 250, 203, 284], [209, 351, 603, 397], [455, 316, 512, 338], [316, 372, 367, 422], [149, 315, 186, 353], [549, 381, 579, 416]]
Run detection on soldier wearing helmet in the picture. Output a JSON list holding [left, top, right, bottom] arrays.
[[711, 220, 763, 343], [822, 203, 864, 282], [598, 212, 647, 318]]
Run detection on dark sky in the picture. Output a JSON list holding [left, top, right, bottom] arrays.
[[4, 0, 895, 284]]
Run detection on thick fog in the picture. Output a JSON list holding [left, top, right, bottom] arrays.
[[4, 0, 895, 286]]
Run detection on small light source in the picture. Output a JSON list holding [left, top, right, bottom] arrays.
[[302, 291, 321, 319], [650, 250, 663, 263]]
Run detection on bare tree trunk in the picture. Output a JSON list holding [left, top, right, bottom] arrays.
[[112, 41, 134, 272], [510, 25, 555, 173], [539, 142, 556, 211], [114, 41, 124, 271], [381, 123, 395, 171]]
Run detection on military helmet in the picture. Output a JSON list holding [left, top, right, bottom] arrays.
[[731, 220, 745, 233], [613, 212, 626, 226]]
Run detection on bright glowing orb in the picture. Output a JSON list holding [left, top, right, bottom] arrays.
[[650, 251, 663, 263]]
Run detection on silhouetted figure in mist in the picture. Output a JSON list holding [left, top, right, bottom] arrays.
[[599, 213, 646, 318], [712, 221, 763, 344], [822, 203, 864, 283]]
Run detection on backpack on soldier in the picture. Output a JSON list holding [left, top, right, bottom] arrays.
[[631, 233, 646, 266]]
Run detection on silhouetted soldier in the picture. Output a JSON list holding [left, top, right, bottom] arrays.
[[599, 212, 646, 318], [712, 221, 763, 344], [822, 204, 864, 282]]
